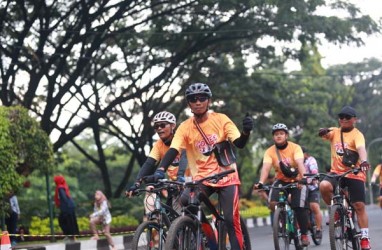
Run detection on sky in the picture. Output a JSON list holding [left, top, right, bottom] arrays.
[[319, 0, 382, 67]]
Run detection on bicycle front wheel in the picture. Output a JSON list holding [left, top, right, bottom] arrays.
[[273, 207, 290, 250], [329, 204, 348, 250], [165, 216, 201, 250], [132, 221, 165, 250]]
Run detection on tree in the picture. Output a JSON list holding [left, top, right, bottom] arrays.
[[0, 0, 379, 197], [0, 106, 54, 213]]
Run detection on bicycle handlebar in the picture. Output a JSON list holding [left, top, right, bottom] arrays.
[[303, 167, 360, 181], [257, 182, 299, 192]]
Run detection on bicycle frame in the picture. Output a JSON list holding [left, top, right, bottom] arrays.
[[131, 182, 180, 250], [305, 168, 361, 250]]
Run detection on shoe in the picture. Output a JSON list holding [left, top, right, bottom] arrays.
[[315, 229, 322, 239], [360, 237, 371, 250], [301, 234, 310, 246]]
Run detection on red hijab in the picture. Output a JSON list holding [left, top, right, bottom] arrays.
[[54, 175, 71, 207]]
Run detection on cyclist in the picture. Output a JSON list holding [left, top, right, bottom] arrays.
[[254, 123, 310, 246], [302, 146, 323, 239], [146, 83, 254, 250], [125, 111, 187, 215], [318, 105, 371, 250], [370, 160, 382, 209]]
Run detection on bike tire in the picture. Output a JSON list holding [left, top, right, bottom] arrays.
[[273, 207, 290, 250], [348, 209, 361, 250], [132, 221, 164, 250], [329, 204, 347, 250], [165, 216, 202, 250]]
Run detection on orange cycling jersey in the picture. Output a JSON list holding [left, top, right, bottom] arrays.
[[149, 139, 181, 180], [263, 141, 303, 182], [170, 112, 241, 187], [323, 127, 366, 182], [372, 164, 382, 186]]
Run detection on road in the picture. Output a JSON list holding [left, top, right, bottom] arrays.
[[248, 204, 382, 249]]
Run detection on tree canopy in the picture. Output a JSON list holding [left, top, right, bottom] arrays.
[[1, 0, 381, 197]]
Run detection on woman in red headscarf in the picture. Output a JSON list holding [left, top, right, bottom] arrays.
[[54, 175, 79, 242]]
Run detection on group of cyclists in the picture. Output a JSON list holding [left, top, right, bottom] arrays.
[[126, 82, 374, 250]]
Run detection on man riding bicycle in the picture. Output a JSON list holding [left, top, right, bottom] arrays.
[[371, 161, 382, 209], [318, 105, 372, 250], [126, 111, 188, 215], [147, 83, 254, 250], [254, 123, 311, 246]]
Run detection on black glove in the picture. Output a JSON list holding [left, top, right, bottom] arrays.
[[243, 113, 254, 134], [127, 182, 140, 195], [360, 161, 371, 172], [254, 182, 263, 189], [144, 169, 165, 183], [318, 128, 331, 137]]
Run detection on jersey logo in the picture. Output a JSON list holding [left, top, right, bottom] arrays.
[[196, 134, 218, 155]]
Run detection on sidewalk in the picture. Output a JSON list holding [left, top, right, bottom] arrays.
[[11, 214, 295, 250]]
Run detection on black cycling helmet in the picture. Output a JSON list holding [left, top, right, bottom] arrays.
[[272, 123, 288, 135], [185, 83, 212, 98]]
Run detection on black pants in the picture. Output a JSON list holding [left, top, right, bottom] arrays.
[[58, 212, 79, 237], [5, 211, 18, 243]]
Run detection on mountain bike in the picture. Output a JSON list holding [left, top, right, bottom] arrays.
[[164, 169, 252, 250], [259, 182, 305, 250], [131, 180, 182, 250], [305, 168, 361, 250]]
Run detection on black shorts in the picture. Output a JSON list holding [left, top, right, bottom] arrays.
[[322, 174, 365, 203], [269, 179, 308, 209], [308, 189, 320, 203]]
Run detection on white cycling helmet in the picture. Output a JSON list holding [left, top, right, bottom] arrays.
[[185, 83, 212, 98], [153, 111, 176, 124], [272, 123, 288, 134]]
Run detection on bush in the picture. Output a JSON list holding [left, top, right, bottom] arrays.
[[29, 215, 139, 237]]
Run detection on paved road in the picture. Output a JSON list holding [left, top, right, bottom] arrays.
[[248, 204, 382, 249]]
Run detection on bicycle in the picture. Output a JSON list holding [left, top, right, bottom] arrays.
[[164, 169, 252, 250], [131, 180, 182, 250], [304, 168, 361, 250], [259, 182, 305, 250]]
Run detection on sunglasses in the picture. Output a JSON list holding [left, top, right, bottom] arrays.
[[338, 114, 353, 120], [187, 96, 209, 103], [154, 123, 169, 130]]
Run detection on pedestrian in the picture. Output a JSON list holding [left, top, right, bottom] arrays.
[[89, 190, 116, 250], [370, 160, 382, 209], [254, 123, 310, 246], [54, 175, 79, 242], [146, 83, 254, 249], [5, 191, 20, 246], [302, 146, 323, 239], [318, 105, 372, 250]]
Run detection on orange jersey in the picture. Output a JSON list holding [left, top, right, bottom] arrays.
[[149, 139, 182, 180], [263, 141, 304, 182], [372, 164, 382, 185], [170, 112, 241, 187], [323, 127, 366, 181]]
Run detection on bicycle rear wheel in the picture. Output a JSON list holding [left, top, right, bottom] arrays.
[[329, 204, 349, 250], [165, 216, 202, 250], [273, 207, 290, 250], [132, 221, 164, 250]]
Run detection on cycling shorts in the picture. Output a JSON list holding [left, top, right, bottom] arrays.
[[322, 174, 365, 203]]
